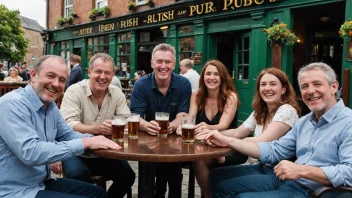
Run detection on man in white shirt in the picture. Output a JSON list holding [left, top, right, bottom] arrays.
[[180, 58, 200, 91]]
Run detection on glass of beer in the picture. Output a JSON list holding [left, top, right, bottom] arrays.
[[181, 115, 195, 143], [128, 113, 140, 139], [155, 112, 169, 138], [111, 115, 126, 142]]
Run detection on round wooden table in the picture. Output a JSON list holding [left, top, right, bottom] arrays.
[[92, 132, 233, 198]]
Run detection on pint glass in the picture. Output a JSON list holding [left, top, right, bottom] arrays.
[[181, 115, 195, 143], [112, 115, 126, 142], [155, 112, 169, 138], [128, 113, 140, 139]]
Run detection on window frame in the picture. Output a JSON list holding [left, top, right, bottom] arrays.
[[136, 0, 147, 6], [64, 0, 73, 18], [96, 0, 108, 9]]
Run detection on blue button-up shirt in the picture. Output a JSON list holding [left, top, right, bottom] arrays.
[[130, 72, 192, 121], [0, 85, 90, 198], [258, 99, 352, 191]]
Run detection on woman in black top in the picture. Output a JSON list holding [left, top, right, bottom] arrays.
[[177, 60, 246, 198]]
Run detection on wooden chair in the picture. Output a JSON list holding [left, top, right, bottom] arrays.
[[309, 185, 352, 198]]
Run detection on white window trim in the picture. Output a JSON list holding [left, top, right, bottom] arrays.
[[96, 0, 108, 8], [64, 0, 73, 18], [136, 0, 147, 6]]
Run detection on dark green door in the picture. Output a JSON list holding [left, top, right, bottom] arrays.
[[234, 32, 252, 125]]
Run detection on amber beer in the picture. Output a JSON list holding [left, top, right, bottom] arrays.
[[155, 112, 169, 138], [128, 114, 140, 139], [182, 124, 195, 143], [181, 115, 195, 143], [112, 116, 126, 142]]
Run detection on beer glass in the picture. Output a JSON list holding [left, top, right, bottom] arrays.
[[181, 115, 195, 143], [155, 112, 169, 138], [128, 113, 140, 139], [112, 115, 126, 142]]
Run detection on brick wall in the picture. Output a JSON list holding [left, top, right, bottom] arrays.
[[22, 28, 44, 66], [48, 0, 175, 30]]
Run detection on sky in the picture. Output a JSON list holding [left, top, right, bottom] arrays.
[[0, 0, 47, 28]]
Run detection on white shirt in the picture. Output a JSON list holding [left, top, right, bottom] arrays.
[[181, 69, 200, 91]]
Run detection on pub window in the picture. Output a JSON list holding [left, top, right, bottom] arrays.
[[179, 25, 194, 35], [58, 40, 71, 67], [116, 32, 131, 76], [136, 0, 147, 6], [179, 37, 195, 61], [87, 35, 109, 62], [236, 36, 250, 80], [96, 0, 108, 9], [64, 0, 73, 18]]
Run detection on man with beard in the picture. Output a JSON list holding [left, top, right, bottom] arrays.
[[65, 54, 83, 90], [206, 62, 352, 198], [59, 53, 135, 198], [0, 55, 120, 198], [130, 43, 192, 198]]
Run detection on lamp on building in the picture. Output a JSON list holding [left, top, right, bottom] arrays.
[[160, 26, 168, 38]]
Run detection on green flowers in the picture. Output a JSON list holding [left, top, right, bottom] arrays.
[[339, 20, 352, 40]]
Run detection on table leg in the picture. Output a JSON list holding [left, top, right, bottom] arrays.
[[138, 161, 156, 198]]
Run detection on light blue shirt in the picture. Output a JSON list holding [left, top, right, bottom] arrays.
[[0, 85, 91, 198], [258, 99, 352, 191]]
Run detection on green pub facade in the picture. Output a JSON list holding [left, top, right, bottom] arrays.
[[45, 0, 352, 124]]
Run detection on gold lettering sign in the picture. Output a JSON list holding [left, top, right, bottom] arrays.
[[99, 23, 115, 33], [223, 0, 269, 11], [146, 10, 175, 24], [78, 27, 93, 35], [189, 2, 215, 16], [120, 18, 139, 28]]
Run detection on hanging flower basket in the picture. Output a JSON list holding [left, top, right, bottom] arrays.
[[264, 23, 298, 46], [339, 20, 352, 40]]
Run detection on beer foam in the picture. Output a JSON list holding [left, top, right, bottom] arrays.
[[182, 123, 195, 129], [128, 117, 140, 122], [155, 116, 169, 121], [112, 119, 126, 125]]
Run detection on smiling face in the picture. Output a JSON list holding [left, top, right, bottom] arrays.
[[299, 68, 338, 118], [88, 57, 114, 95], [259, 73, 286, 109], [151, 50, 175, 83], [203, 65, 221, 90], [9, 68, 18, 77], [30, 57, 68, 105]]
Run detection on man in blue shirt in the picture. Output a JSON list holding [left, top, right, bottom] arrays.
[[130, 43, 192, 198], [0, 55, 120, 198], [206, 62, 352, 198]]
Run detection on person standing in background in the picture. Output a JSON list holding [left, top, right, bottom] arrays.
[[65, 54, 83, 90], [180, 58, 200, 91]]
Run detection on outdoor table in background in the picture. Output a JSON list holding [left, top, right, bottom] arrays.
[[92, 132, 233, 198]]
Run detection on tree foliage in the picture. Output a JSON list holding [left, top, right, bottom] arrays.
[[0, 5, 29, 62]]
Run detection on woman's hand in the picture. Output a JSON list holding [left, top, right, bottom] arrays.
[[176, 125, 182, 136], [195, 122, 209, 133], [204, 130, 230, 147]]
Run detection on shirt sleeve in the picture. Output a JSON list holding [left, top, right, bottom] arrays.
[[0, 100, 85, 166], [176, 80, 192, 114], [320, 125, 352, 187], [60, 87, 83, 129], [243, 111, 256, 131], [258, 126, 297, 164], [113, 88, 131, 115], [272, 104, 299, 127], [130, 81, 147, 118]]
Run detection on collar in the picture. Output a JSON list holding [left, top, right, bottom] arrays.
[[151, 72, 177, 90], [309, 99, 344, 124], [84, 79, 112, 97], [73, 63, 80, 68], [25, 84, 54, 111]]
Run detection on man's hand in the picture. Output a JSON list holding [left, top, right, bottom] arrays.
[[50, 161, 63, 175], [82, 135, 121, 150], [204, 130, 230, 147], [145, 120, 160, 135], [274, 160, 303, 181], [195, 127, 212, 140], [100, 120, 112, 135]]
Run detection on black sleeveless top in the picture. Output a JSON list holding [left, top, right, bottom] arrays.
[[196, 110, 238, 129]]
